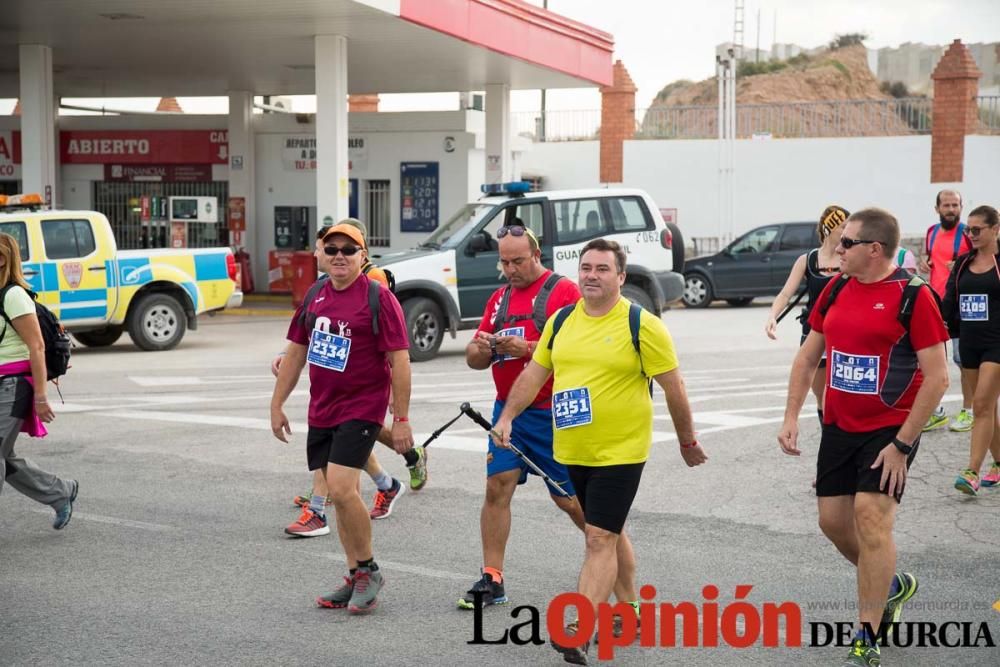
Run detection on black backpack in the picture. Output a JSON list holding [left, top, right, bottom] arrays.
[[818, 270, 939, 332], [298, 274, 385, 335], [493, 272, 565, 335], [0, 284, 72, 381], [548, 300, 653, 396]]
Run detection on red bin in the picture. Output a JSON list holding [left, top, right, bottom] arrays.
[[291, 251, 319, 307]]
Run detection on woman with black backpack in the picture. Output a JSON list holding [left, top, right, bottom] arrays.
[[0, 232, 77, 529]]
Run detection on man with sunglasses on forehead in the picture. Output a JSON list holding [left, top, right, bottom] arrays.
[[460, 219, 588, 610], [779, 208, 949, 667], [271, 222, 412, 614]]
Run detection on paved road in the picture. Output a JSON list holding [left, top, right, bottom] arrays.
[[2, 303, 998, 666]]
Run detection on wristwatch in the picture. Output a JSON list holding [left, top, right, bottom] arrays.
[[892, 437, 914, 455]]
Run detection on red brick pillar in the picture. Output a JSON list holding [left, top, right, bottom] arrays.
[[156, 97, 183, 113], [600, 60, 637, 184], [930, 39, 981, 183], [348, 95, 380, 113]]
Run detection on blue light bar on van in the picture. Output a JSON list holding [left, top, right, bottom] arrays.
[[480, 181, 532, 195]]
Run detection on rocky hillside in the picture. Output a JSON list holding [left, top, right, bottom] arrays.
[[641, 45, 921, 137]]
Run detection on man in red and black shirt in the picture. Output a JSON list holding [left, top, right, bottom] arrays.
[[779, 208, 949, 666], [458, 223, 630, 611]]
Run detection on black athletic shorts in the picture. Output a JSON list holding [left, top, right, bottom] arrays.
[[306, 420, 380, 471], [958, 343, 1000, 370], [566, 462, 645, 534], [816, 424, 919, 502]]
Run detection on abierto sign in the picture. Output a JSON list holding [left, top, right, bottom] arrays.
[[0, 131, 20, 178], [61, 130, 228, 164]]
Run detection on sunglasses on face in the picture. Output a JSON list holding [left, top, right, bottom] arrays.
[[838, 236, 877, 250], [966, 226, 993, 238], [323, 245, 362, 257]]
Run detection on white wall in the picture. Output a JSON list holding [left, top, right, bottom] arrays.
[[520, 141, 600, 189], [522, 135, 1000, 242]]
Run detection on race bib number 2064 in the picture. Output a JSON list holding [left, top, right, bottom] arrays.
[[830, 350, 879, 395]]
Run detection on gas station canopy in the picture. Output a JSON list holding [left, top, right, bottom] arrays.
[[0, 0, 614, 98]]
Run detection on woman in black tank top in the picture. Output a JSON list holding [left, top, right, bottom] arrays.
[[766, 205, 847, 419], [940, 205, 1000, 496]]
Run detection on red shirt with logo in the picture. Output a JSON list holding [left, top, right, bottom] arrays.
[[287, 274, 409, 428], [476, 271, 581, 409], [808, 272, 949, 432], [926, 223, 972, 297]]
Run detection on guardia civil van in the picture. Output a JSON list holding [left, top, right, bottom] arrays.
[[376, 184, 685, 361]]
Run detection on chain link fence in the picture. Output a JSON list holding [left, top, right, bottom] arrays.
[[514, 96, 999, 142]]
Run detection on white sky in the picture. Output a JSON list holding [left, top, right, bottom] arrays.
[[0, 0, 997, 116]]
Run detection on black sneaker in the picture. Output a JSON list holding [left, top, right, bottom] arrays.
[[551, 621, 590, 665], [457, 571, 508, 609]]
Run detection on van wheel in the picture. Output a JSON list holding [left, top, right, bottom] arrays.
[[621, 284, 655, 313], [128, 293, 187, 351], [667, 222, 685, 273], [682, 274, 713, 308], [74, 326, 124, 348], [403, 297, 444, 362]]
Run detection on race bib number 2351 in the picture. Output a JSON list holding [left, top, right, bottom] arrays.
[[553, 387, 593, 429], [830, 350, 879, 395]]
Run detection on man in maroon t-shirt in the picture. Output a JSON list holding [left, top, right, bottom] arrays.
[[779, 209, 949, 666], [270, 223, 412, 615]]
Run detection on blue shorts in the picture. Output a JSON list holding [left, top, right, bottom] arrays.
[[487, 400, 575, 497]]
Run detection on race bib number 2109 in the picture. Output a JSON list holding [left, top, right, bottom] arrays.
[[830, 350, 879, 395]]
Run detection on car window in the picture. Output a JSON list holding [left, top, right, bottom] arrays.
[[0, 221, 29, 261], [729, 226, 779, 254], [778, 225, 818, 251], [606, 197, 652, 232], [554, 198, 607, 244], [497, 202, 545, 246], [42, 219, 97, 259]]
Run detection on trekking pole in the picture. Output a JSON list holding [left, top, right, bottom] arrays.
[[775, 284, 807, 324], [460, 403, 571, 498], [419, 405, 467, 449]]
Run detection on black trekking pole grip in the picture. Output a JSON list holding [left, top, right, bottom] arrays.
[[461, 404, 493, 431]]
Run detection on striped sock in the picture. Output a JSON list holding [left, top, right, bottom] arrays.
[[309, 495, 326, 515]]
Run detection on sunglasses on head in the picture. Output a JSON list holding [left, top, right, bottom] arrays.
[[496, 224, 535, 240], [838, 236, 877, 249], [323, 244, 362, 257]]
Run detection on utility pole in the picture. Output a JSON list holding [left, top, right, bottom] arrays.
[[539, 0, 548, 141], [756, 9, 761, 63]]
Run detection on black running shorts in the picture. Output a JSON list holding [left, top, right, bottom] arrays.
[[958, 342, 1000, 370], [306, 420, 380, 471], [816, 424, 919, 502], [566, 462, 645, 534]]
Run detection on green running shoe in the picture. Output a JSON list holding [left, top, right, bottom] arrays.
[[879, 572, 918, 644], [842, 638, 880, 666], [948, 408, 974, 432], [408, 446, 428, 491], [922, 410, 949, 432]]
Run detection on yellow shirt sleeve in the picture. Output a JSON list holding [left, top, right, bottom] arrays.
[[638, 310, 679, 377]]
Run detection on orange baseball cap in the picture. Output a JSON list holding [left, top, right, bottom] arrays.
[[321, 223, 366, 249]]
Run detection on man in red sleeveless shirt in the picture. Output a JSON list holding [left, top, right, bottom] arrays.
[[919, 190, 974, 433]]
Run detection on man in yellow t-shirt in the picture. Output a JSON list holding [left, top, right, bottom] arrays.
[[492, 238, 708, 664]]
